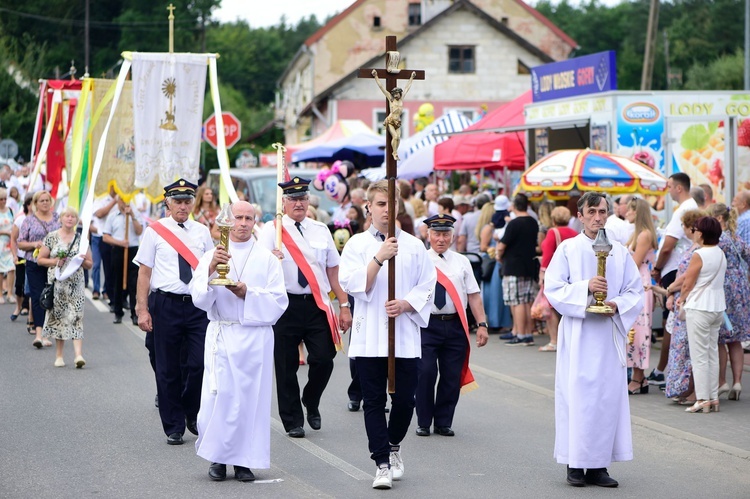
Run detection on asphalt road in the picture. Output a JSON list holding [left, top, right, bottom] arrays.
[[1, 294, 749, 498]]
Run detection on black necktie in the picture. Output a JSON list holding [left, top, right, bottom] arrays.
[[435, 253, 446, 309], [177, 223, 192, 284], [295, 221, 308, 288], [377, 232, 385, 241]]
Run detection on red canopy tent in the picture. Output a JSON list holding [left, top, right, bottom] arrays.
[[433, 91, 530, 172]]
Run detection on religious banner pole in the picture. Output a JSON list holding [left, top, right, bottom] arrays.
[[122, 212, 130, 290], [358, 36, 424, 393], [167, 3, 175, 53], [272, 142, 287, 250]]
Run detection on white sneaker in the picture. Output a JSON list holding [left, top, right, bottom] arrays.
[[389, 449, 404, 480], [372, 465, 392, 489]]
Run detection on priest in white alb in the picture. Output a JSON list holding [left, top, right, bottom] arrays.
[[544, 192, 643, 489], [339, 180, 436, 491], [189, 201, 288, 483]]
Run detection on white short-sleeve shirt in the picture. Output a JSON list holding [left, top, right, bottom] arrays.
[[257, 215, 340, 294], [133, 217, 214, 294]]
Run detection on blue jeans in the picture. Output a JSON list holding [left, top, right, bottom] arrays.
[[91, 235, 102, 293]]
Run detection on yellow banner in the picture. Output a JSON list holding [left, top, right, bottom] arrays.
[[90, 78, 164, 202]]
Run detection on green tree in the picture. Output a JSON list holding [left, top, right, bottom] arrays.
[[683, 50, 745, 90]]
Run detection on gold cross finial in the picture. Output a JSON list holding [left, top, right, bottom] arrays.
[[167, 4, 175, 53]]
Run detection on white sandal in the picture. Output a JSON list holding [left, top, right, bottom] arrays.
[[538, 343, 557, 352]]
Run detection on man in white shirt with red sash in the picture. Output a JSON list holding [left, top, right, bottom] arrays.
[[339, 180, 436, 490], [257, 176, 351, 439], [134, 179, 214, 446], [415, 214, 488, 438]]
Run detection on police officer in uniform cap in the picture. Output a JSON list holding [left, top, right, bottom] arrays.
[[415, 214, 489, 437], [258, 176, 352, 438], [134, 179, 214, 445]]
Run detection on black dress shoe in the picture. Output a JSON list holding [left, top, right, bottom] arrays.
[[234, 465, 255, 482], [585, 468, 619, 487], [434, 426, 455, 436], [347, 400, 360, 412], [186, 417, 198, 435], [208, 462, 226, 481], [154, 393, 159, 408], [415, 426, 430, 436], [566, 466, 585, 487], [303, 400, 321, 430], [287, 426, 305, 438], [131, 316, 138, 326], [113, 316, 123, 324], [167, 432, 184, 445]]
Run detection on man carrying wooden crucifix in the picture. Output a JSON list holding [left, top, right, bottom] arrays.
[[339, 180, 436, 490], [371, 69, 416, 161]]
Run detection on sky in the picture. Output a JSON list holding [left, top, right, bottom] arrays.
[[213, 0, 355, 28], [213, 0, 623, 29]]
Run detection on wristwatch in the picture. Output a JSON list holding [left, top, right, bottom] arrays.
[[340, 302, 351, 308], [477, 322, 488, 328]]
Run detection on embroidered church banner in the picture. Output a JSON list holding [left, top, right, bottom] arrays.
[[131, 53, 207, 190]]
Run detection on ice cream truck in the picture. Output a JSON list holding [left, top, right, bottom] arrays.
[[520, 52, 749, 207]]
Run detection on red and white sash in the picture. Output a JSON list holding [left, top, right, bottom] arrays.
[[276, 219, 342, 351], [150, 221, 199, 269], [435, 268, 478, 393]]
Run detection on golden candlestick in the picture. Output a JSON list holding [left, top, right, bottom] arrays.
[[586, 228, 614, 314], [209, 203, 236, 286]]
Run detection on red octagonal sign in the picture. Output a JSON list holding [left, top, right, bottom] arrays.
[[203, 111, 241, 149]]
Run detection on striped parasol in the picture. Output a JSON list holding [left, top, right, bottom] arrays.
[[519, 149, 668, 198]]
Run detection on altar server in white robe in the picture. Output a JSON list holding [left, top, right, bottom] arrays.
[[189, 201, 288, 483], [544, 192, 643, 489], [339, 180, 436, 491]]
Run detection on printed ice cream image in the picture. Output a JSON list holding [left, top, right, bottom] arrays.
[[672, 121, 726, 203], [736, 119, 750, 192]]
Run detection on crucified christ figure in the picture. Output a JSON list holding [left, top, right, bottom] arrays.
[[372, 69, 416, 161]]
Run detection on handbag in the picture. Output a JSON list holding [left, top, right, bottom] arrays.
[[40, 233, 78, 311], [40, 281, 55, 310], [480, 254, 496, 282], [531, 283, 552, 321]]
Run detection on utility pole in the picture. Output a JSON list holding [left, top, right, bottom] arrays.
[[640, 0, 660, 90]]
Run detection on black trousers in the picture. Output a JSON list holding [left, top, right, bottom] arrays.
[[346, 296, 361, 403], [111, 245, 138, 318], [273, 294, 336, 431], [356, 356, 418, 466], [660, 270, 678, 323], [100, 239, 114, 300], [150, 292, 208, 436], [25, 261, 47, 327], [416, 316, 468, 428]]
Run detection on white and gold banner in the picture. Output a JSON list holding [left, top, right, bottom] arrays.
[[131, 53, 207, 189]]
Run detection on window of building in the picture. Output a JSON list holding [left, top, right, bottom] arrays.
[[517, 59, 530, 75], [408, 3, 421, 26], [444, 107, 478, 122], [448, 46, 475, 74], [373, 16, 381, 28]]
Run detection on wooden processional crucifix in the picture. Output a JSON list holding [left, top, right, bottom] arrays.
[[358, 36, 425, 393]]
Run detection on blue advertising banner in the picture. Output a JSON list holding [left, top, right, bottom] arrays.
[[531, 51, 617, 103]]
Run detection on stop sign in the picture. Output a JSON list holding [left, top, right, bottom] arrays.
[[203, 112, 241, 149]]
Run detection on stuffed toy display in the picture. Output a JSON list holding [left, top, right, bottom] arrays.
[[312, 160, 352, 203]]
